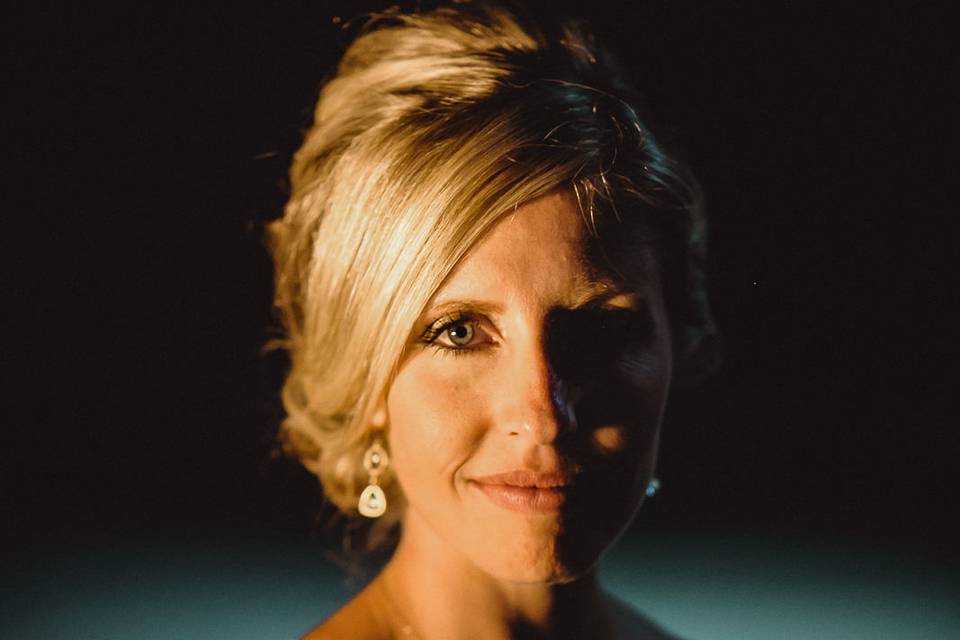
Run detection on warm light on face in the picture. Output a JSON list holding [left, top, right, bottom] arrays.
[[591, 425, 627, 454], [386, 191, 673, 583]]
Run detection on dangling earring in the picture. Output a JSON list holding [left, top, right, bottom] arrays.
[[358, 438, 389, 518], [645, 477, 661, 498]]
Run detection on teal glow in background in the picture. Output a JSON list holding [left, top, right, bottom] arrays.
[[4, 522, 957, 639], [4, 3, 956, 639]]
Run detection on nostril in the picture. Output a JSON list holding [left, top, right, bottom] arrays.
[[507, 423, 532, 437]]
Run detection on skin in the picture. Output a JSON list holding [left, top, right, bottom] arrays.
[[308, 191, 674, 640]]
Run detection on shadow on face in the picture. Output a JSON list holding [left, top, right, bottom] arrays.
[[544, 292, 670, 575], [523, 198, 675, 576], [386, 191, 672, 583]]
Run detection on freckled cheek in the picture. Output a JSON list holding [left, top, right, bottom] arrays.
[[387, 362, 489, 491]]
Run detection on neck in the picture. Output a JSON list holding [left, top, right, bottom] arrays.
[[376, 509, 614, 640]]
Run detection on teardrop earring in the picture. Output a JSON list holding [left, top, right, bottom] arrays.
[[358, 439, 389, 518]]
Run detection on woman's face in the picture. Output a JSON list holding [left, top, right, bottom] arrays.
[[386, 191, 673, 583]]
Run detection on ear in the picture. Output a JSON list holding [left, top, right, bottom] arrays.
[[370, 405, 388, 430]]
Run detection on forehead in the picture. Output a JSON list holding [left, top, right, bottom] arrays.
[[428, 191, 633, 310]]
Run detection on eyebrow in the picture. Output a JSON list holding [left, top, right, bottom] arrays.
[[568, 279, 639, 308], [590, 291, 641, 309], [422, 299, 505, 319], [423, 288, 641, 320]]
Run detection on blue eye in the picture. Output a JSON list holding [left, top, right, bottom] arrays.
[[419, 314, 489, 355], [445, 321, 475, 347]]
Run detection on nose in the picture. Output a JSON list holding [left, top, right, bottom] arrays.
[[505, 340, 577, 443]]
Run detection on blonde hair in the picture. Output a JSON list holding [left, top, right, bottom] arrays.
[[268, 1, 717, 544]]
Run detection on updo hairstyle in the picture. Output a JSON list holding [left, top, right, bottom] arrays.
[[268, 0, 718, 541]]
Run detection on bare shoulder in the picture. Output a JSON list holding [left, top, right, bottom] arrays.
[[301, 586, 391, 640], [605, 593, 688, 640]]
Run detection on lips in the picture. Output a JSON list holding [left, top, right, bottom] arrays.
[[470, 470, 577, 514]]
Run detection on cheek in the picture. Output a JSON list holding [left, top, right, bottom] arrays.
[[386, 358, 487, 496], [583, 348, 670, 449], [576, 340, 670, 512]]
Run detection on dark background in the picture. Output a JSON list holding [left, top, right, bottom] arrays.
[[4, 0, 956, 622]]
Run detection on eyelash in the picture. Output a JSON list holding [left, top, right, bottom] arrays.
[[420, 313, 488, 357]]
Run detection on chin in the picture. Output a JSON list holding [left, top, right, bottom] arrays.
[[456, 490, 647, 586], [465, 522, 606, 585], [479, 548, 586, 585]]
